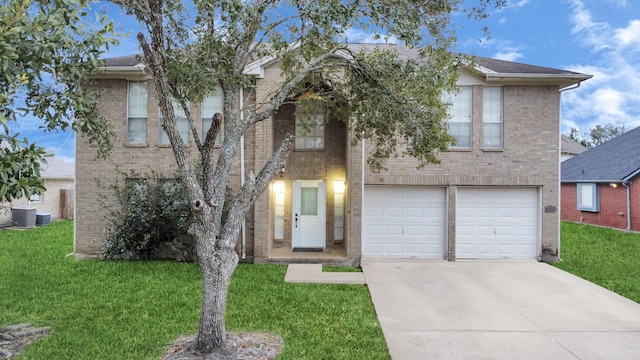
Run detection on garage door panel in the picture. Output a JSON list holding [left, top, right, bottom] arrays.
[[386, 207, 403, 218], [365, 224, 383, 235], [363, 186, 446, 258], [456, 188, 538, 259]]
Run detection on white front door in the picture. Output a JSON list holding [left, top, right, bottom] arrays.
[[292, 180, 326, 249]]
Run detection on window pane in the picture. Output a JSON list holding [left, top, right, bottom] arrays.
[[295, 102, 325, 150], [448, 122, 471, 147], [128, 81, 147, 144], [483, 123, 502, 147], [445, 87, 472, 148], [128, 81, 147, 118], [128, 117, 147, 144], [483, 87, 503, 148], [300, 187, 318, 215], [202, 88, 223, 145], [580, 184, 593, 207], [159, 100, 189, 144]]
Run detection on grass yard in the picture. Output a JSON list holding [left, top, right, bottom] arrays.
[[0, 221, 389, 359], [555, 221, 640, 304]]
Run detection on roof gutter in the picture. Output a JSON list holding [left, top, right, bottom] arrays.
[[91, 65, 150, 80]]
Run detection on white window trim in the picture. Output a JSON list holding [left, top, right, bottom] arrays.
[[127, 81, 148, 145], [295, 102, 325, 150], [159, 100, 190, 145], [444, 87, 472, 149], [482, 86, 503, 149], [201, 88, 223, 146], [577, 183, 600, 212]]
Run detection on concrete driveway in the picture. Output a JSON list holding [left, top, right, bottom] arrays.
[[361, 260, 640, 360]]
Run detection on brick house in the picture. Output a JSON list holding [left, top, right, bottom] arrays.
[[75, 44, 591, 263], [561, 125, 640, 231]]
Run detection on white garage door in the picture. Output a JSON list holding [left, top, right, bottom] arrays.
[[363, 186, 446, 258], [456, 187, 539, 259]]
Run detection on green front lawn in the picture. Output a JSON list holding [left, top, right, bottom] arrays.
[[0, 221, 388, 359], [555, 221, 640, 303]]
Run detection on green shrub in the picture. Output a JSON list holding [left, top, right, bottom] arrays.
[[101, 172, 196, 261]]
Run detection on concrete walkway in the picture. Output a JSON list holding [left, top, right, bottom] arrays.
[[284, 264, 365, 284], [361, 260, 640, 360]]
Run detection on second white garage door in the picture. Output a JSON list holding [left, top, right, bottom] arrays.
[[362, 186, 446, 258], [456, 187, 539, 259]]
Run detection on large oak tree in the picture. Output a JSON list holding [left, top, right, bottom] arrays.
[[0, 0, 117, 202], [114, 0, 504, 355]]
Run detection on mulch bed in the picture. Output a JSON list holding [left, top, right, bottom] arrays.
[[161, 332, 284, 360], [0, 323, 282, 360], [0, 323, 51, 359]]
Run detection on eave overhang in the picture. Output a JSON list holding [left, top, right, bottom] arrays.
[[91, 64, 151, 80], [483, 73, 593, 88]]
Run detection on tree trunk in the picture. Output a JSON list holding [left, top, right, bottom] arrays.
[[195, 232, 239, 354]]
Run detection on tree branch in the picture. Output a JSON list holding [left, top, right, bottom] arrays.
[[220, 133, 294, 247], [245, 49, 354, 126]]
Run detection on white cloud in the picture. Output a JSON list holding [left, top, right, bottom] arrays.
[[341, 27, 398, 44], [493, 50, 523, 62], [510, 0, 531, 8], [561, 0, 640, 132], [615, 19, 640, 51]]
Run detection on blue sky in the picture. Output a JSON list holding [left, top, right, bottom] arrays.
[[20, 0, 640, 162]]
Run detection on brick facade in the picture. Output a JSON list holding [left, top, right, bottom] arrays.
[[561, 179, 640, 231], [75, 54, 579, 263], [348, 83, 562, 261]]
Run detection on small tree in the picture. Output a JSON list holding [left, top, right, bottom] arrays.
[[0, 0, 117, 202], [566, 123, 625, 148], [111, 0, 505, 354]]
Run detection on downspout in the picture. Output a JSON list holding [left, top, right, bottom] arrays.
[[556, 81, 582, 260], [556, 80, 584, 260], [360, 140, 365, 260], [240, 87, 246, 260], [623, 181, 631, 230]]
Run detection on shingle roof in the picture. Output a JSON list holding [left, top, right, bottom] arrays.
[[103, 54, 142, 67], [561, 135, 587, 155], [41, 158, 74, 179], [561, 125, 640, 182], [101, 43, 589, 78]]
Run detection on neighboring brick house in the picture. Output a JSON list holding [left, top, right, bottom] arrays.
[[76, 43, 591, 263], [561, 126, 640, 231]]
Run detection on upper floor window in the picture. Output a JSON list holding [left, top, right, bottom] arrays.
[[483, 87, 503, 148], [201, 87, 223, 146], [295, 101, 325, 150], [127, 81, 148, 144], [577, 183, 600, 212], [159, 100, 190, 145], [444, 87, 472, 148]]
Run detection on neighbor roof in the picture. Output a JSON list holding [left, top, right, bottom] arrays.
[[561, 125, 640, 183], [98, 43, 592, 87], [41, 158, 74, 179], [561, 135, 587, 155]]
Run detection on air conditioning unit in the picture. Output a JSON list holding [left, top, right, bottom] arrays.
[[36, 212, 51, 226], [11, 207, 37, 228]]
